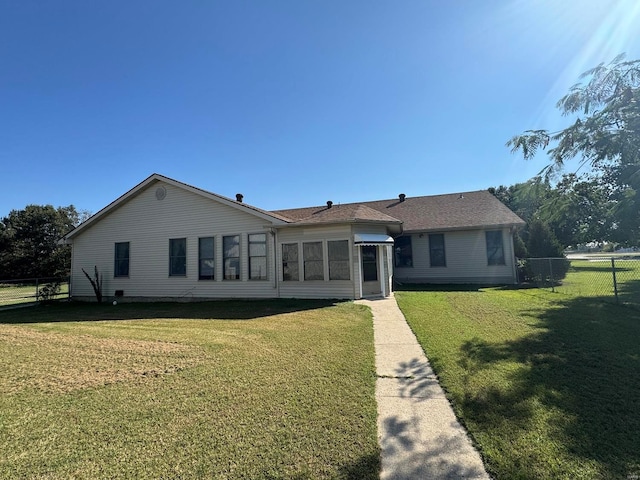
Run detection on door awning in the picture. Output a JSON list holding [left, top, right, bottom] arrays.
[[354, 233, 394, 246]]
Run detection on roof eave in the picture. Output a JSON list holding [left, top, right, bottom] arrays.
[[272, 219, 403, 229], [402, 221, 526, 234], [64, 173, 290, 240]]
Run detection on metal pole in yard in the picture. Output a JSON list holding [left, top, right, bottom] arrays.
[[35, 278, 39, 302], [611, 257, 619, 304], [549, 258, 555, 292]]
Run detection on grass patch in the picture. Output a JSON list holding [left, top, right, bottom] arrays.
[[558, 259, 640, 307], [0, 300, 379, 479], [0, 282, 69, 307], [396, 288, 640, 480]]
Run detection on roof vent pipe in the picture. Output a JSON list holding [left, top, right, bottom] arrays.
[[236, 193, 243, 203], [399, 193, 406, 202], [327, 201, 333, 209]]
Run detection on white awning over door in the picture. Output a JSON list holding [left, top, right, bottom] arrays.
[[353, 233, 394, 246]]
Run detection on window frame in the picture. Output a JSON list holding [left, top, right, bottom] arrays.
[[429, 234, 446, 267], [248, 233, 268, 281], [328, 239, 350, 280], [169, 238, 187, 277], [394, 235, 413, 268], [486, 230, 506, 266], [303, 241, 324, 281], [198, 236, 215, 280], [114, 242, 130, 278], [280, 242, 300, 282], [223, 234, 241, 280]]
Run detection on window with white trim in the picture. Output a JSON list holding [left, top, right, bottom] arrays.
[[114, 242, 129, 277], [223, 235, 240, 280], [282, 243, 299, 281], [169, 238, 187, 276], [199, 237, 215, 280], [328, 240, 350, 280], [303, 241, 324, 280], [486, 230, 505, 265], [429, 234, 446, 267], [249, 233, 267, 280]]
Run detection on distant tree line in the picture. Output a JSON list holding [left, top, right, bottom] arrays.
[[0, 205, 90, 280]]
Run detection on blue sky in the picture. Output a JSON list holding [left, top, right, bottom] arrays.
[[2, 0, 640, 216]]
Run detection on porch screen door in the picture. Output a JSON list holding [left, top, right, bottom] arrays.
[[361, 246, 378, 282]]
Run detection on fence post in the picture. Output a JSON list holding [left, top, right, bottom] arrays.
[[35, 278, 39, 302], [548, 258, 555, 292], [611, 257, 619, 304]]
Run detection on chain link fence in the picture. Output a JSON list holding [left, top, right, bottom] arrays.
[[0, 278, 70, 308], [521, 256, 640, 308]]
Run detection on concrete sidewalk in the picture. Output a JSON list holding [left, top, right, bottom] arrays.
[[356, 295, 490, 480]]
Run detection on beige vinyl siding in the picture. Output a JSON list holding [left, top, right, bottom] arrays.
[[393, 228, 517, 284], [70, 181, 277, 300], [277, 225, 355, 299]]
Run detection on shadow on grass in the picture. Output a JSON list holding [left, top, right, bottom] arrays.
[[394, 283, 487, 292], [566, 264, 635, 273], [457, 296, 640, 478], [0, 298, 346, 324], [617, 279, 640, 309], [337, 452, 380, 480]]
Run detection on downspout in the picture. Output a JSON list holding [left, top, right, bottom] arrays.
[[270, 228, 280, 297], [378, 245, 385, 296], [509, 227, 518, 284], [357, 246, 363, 299]]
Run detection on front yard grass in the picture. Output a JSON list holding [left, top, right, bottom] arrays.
[[396, 288, 640, 480], [0, 300, 379, 479]]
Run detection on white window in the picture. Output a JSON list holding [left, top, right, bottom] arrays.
[[328, 240, 350, 280], [303, 242, 324, 280], [223, 235, 240, 280], [249, 233, 267, 280]]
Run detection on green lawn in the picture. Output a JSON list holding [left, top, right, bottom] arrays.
[[0, 282, 69, 307], [557, 258, 640, 307], [396, 288, 640, 480], [0, 300, 379, 479]]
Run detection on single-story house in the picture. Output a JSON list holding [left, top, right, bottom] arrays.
[[62, 173, 525, 301]]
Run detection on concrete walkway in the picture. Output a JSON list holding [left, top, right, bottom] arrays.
[[356, 294, 490, 480]]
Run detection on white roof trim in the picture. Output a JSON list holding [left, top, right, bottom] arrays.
[[354, 233, 394, 245], [63, 173, 288, 241]]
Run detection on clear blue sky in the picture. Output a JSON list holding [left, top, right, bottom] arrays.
[[2, 0, 640, 216]]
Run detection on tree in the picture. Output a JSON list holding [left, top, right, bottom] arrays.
[[522, 218, 570, 284], [507, 55, 640, 245], [537, 173, 613, 247], [0, 205, 87, 280]]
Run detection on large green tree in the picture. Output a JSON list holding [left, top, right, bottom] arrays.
[[0, 205, 88, 280], [507, 55, 640, 245]]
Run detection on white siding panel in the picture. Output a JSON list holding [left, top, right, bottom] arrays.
[[394, 229, 517, 284], [276, 225, 356, 299], [70, 182, 278, 300]]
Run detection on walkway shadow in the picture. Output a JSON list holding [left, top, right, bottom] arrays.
[[379, 415, 488, 479], [393, 357, 441, 400]]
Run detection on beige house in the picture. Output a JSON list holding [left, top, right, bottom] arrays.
[[63, 174, 525, 301]]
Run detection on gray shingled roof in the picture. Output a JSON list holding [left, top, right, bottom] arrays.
[[274, 190, 525, 232]]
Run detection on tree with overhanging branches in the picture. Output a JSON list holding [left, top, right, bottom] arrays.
[[507, 54, 640, 245]]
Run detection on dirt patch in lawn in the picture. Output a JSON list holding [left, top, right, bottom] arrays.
[[0, 326, 207, 394]]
